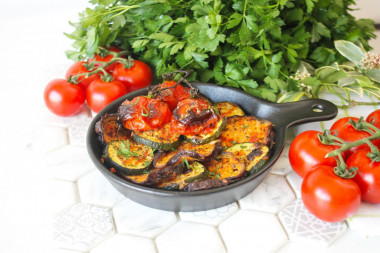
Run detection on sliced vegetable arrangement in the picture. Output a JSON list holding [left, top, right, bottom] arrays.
[[96, 73, 274, 191], [44, 49, 153, 116], [289, 109, 380, 222]]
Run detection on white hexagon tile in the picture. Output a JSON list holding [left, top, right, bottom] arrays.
[[239, 173, 296, 213], [219, 209, 288, 253], [113, 198, 177, 238], [156, 221, 226, 253], [77, 170, 125, 208], [347, 202, 380, 237], [278, 199, 347, 246], [53, 203, 115, 252], [91, 234, 156, 253], [43, 145, 95, 181], [179, 202, 239, 226]]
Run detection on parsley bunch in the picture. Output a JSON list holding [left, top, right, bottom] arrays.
[[66, 0, 376, 102]]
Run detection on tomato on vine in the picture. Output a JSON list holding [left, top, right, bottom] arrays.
[[65, 61, 99, 92], [330, 117, 377, 155], [346, 148, 380, 203], [113, 59, 153, 92], [366, 109, 380, 129], [86, 78, 128, 113], [301, 165, 361, 222], [44, 79, 85, 117], [288, 130, 344, 178]]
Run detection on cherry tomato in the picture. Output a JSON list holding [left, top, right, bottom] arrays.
[[65, 61, 99, 92], [301, 165, 361, 222], [366, 109, 380, 129], [118, 96, 172, 131], [346, 148, 380, 203], [44, 79, 85, 117], [330, 117, 376, 155], [170, 98, 219, 135], [289, 130, 344, 178], [86, 79, 128, 113], [113, 60, 153, 92]]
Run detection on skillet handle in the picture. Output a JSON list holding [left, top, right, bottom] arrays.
[[267, 99, 338, 129]]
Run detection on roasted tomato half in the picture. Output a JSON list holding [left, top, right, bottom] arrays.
[[154, 81, 192, 110], [118, 96, 172, 131], [171, 98, 219, 135]]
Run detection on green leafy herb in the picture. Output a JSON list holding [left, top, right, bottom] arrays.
[[119, 140, 139, 157], [66, 0, 376, 103]]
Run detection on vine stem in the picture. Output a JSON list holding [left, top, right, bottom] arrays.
[[327, 131, 380, 158]]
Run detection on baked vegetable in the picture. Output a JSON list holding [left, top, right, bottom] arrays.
[[95, 113, 130, 144], [220, 116, 274, 148], [132, 123, 182, 151], [215, 102, 245, 118], [158, 162, 208, 190], [185, 117, 227, 145], [226, 143, 270, 174], [207, 152, 246, 182], [184, 178, 228, 191], [153, 140, 223, 169], [105, 139, 154, 175]]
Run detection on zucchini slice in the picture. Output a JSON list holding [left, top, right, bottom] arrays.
[[207, 152, 246, 182], [226, 143, 270, 174], [95, 113, 130, 144], [157, 162, 208, 190], [185, 117, 227, 145], [105, 139, 154, 175], [220, 116, 274, 148], [215, 102, 245, 118], [132, 123, 182, 151], [153, 140, 223, 169]]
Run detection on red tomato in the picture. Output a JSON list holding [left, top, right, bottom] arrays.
[[346, 148, 380, 203], [289, 130, 343, 178], [91, 46, 122, 71], [330, 117, 377, 155], [118, 96, 172, 131], [65, 61, 99, 92], [86, 79, 128, 113], [113, 60, 153, 92], [44, 79, 85, 117], [170, 98, 219, 135], [301, 165, 361, 222], [366, 109, 380, 129]]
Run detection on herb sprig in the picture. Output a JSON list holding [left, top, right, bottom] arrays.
[[66, 0, 376, 103]]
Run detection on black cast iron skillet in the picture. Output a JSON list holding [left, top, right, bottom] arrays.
[[87, 83, 338, 212]]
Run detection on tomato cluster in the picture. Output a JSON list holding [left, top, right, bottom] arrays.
[[44, 48, 153, 116], [289, 110, 380, 222]]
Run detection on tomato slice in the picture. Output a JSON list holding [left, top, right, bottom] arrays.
[[118, 96, 172, 131]]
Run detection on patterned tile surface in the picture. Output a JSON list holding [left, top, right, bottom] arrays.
[[53, 203, 114, 251], [279, 199, 347, 246], [179, 202, 239, 226]]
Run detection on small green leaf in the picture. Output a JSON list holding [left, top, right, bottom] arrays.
[[277, 91, 305, 102], [365, 69, 380, 83], [334, 40, 365, 64]]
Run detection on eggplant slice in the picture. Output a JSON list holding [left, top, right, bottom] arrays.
[[95, 113, 131, 144], [153, 140, 223, 169]]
